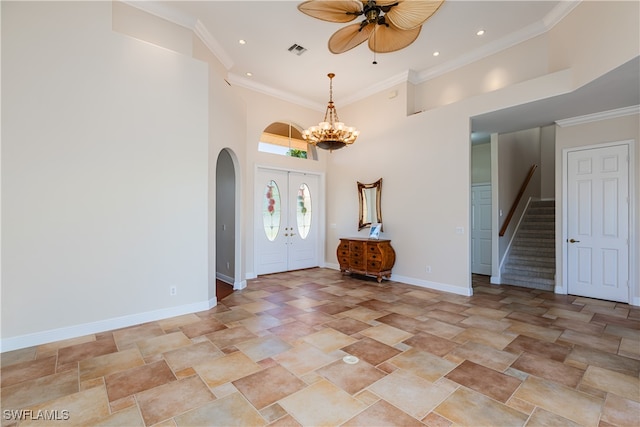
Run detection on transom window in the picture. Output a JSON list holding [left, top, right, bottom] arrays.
[[258, 121, 317, 160]]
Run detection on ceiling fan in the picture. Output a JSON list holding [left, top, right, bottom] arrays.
[[298, 0, 445, 56]]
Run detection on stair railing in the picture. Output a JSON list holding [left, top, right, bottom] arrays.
[[499, 164, 538, 237]]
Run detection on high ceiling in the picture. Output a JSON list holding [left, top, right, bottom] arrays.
[[132, 1, 639, 136]]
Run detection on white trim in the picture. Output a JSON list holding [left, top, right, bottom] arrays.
[[324, 264, 473, 297], [561, 140, 636, 305], [123, 0, 580, 110], [227, 74, 324, 112], [194, 19, 234, 70], [216, 272, 234, 285], [234, 279, 247, 290], [1, 300, 215, 353], [556, 105, 640, 128]]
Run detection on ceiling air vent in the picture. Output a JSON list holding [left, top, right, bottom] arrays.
[[288, 44, 307, 56]]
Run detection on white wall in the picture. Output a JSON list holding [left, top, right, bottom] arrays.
[[540, 125, 556, 199], [325, 0, 638, 297], [497, 128, 542, 259], [232, 86, 327, 279], [1, 2, 209, 350], [2, 1, 639, 351]]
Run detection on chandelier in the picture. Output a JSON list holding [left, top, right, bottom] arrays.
[[302, 73, 359, 151]]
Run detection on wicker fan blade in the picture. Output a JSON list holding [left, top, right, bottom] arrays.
[[298, 0, 363, 23], [368, 22, 421, 53], [385, 0, 444, 30], [367, 0, 398, 6], [329, 22, 375, 53]]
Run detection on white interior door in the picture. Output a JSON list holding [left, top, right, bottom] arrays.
[[255, 168, 319, 275], [472, 184, 492, 275], [567, 144, 629, 302]]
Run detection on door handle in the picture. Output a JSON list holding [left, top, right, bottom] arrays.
[[568, 238, 580, 243]]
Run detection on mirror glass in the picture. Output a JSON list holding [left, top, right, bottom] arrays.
[[358, 178, 382, 230]]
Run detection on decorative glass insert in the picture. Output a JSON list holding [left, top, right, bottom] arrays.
[[263, 180, 281, 241], [296, 183, 312, 239]]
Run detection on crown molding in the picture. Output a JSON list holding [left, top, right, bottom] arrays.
[[120, 0, 582, 109], [543, 0, 581, 29], [556, 105, 640, 127], [193, 19, 234, 70], [414, 1, 580, 84], [227, 73, 325, 112], [335, 0, 581, 105]]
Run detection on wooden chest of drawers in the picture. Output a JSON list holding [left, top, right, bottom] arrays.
[[337, 238, 396, 283]]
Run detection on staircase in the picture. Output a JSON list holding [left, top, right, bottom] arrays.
[[502, 200, 555, 291]]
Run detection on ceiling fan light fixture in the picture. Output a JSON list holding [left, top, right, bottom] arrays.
[[298, 0, 445, 57], [302, 73, 359, 152]]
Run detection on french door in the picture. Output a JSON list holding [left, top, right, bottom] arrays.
[[255, 168, 320, 275], [566, 143, 630, 302]]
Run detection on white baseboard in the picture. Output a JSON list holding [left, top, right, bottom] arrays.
[[234, 279, 247, 290], [491, 275, 501, 285], [1, 299, 215, 353], [215, 272, 234, 285], [325, 263, 472, 296], [391, 274, 473, 296]]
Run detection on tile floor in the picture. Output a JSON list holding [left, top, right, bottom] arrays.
[[1, 269, 639, 426]]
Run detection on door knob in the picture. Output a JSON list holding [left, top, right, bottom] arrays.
[[568, 238, 580, 243]]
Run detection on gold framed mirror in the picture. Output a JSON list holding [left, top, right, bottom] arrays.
[[358, 178, 382, 231]]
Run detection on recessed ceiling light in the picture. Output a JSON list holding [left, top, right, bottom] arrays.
[[433, 51, 440, 57], [239, 39, 246, 45], [476, 29, 485, 36], [246, 72, 253, 77]]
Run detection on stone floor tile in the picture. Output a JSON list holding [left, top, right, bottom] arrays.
[[4, 270, 639, 427], [316, 358, 386, 395], [278, 379, 366, 426], [444, 360, 522, 402], [369, 369, 457, 419], [513, 376, 603, 426], [388, 348, 457, 382], [232, 365, 305, 409], [302, 328, 357, 353], [581, 365, 640, 402], [510, 352, 585, 388], [136, 376, 215, 425], [341, 337, 402, 366], [434, 385, 528, 426], [343, 399, 422, 426], [104, 359, 176, 402]]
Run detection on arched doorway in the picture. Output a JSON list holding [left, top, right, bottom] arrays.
[[215, 149, 241, 298]]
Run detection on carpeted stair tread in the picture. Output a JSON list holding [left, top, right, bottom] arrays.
[[502, 200, 556, 290]]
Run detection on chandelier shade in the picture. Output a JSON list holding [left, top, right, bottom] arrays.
[[302, 73, 359, 151]]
